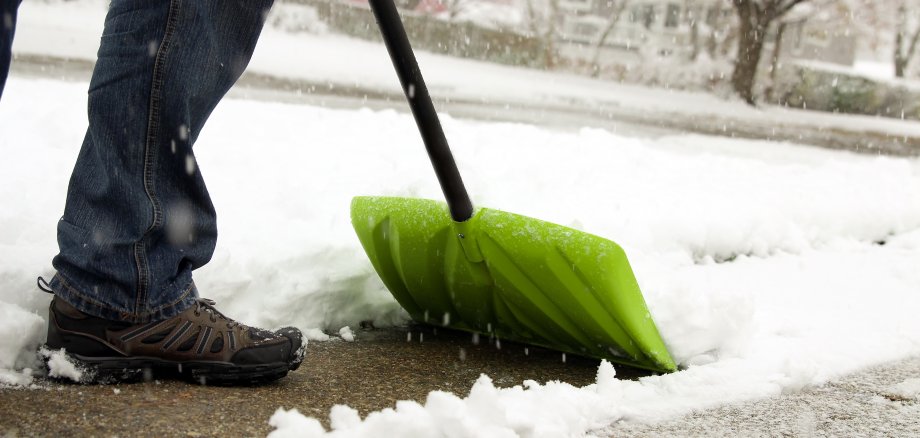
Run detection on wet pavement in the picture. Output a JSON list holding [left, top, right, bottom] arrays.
[[0, 325, 634, 437], [605, 356, 920, 437], [3, 331, 918, 436]]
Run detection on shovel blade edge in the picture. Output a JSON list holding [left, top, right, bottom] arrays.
[[351, 196, 676, 373]]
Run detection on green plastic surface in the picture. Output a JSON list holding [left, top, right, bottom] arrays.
[[351, 196, 676, 373]]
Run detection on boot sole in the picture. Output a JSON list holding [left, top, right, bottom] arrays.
[[46, 348, 292, 386]]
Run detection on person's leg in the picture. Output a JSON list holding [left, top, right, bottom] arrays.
[[49, 0, 274, 323], [0, 0, 23, 100], [43, 0, 304, 384]]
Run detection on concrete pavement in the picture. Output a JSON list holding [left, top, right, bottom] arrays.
[[0, 325, 619, 437]]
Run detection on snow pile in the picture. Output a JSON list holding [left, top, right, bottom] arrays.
[[268, 374, 597, 437], [0, 303, 45, 386], [268, 375, 600, 437], [267, 363, 631, 437], [338, 326, 356, 342], [304, 328, 332, 342], [39, 347, 84, 383]]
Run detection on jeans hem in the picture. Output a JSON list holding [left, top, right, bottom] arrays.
[[49, 272, 197, 323]]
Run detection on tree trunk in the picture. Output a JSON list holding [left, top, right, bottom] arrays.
[[892, 1, 920, 78], [765, 21, 786, 102], [730, 0, 811, 104], [544, 39, 556, 69], [895, 11, 907, 78], [731, 14, 768, 105], [894, 20, 920, 78], [527, 0, 560, 70], [546, 0, 560, 69], [589, 1, 628, 77], [686, 0, 700, 61]]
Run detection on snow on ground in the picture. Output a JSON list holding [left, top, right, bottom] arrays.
[[4, 0, 920, 435], [447, 1, 525, 30], [887, 378, 920, 401], [2, 75, 920, 436], [38, 347, 84, 382], [0, 304, 44, 386], [798, 59, 920, 92], [853, 60, 898, 81]]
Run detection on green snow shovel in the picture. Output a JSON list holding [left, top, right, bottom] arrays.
[[351, 0, 676, 373]]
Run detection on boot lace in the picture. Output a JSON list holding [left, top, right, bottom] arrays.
[[193, 299, 246, 330]]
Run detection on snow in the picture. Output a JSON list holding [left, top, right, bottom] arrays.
[[304, 328, 333, 342], [797, 59, 920, 92], [2, 0, 920, 435], [887, 378, 920, 401], [338, 326, 356, 342], [448, 1, 525, 30], [269, 409, 328, 437], [39, 347, 84, 383], [0, 303, 45, 386], [2, 74, 920, 434], [853, 60, 898, 81]]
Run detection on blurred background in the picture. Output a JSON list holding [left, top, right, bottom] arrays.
[[269, 0, 919, 118], [9, 0, 920, 157]]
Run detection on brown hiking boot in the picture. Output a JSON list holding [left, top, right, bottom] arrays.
[[45, 296, 306, 385]]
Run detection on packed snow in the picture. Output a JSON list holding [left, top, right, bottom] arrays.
[[3, 0, 920, 436]]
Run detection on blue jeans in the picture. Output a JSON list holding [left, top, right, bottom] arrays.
[[0, 0, 22, 100], [45, 0, 274, 322]]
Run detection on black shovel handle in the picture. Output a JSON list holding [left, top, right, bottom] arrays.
[[368, 0, 474, 223]]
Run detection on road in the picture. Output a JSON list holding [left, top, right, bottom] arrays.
[[605, 356, 920, 437], [11, 54, 920, 157]]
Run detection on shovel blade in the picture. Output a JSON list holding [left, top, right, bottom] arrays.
[[351, 196, 676, 372]]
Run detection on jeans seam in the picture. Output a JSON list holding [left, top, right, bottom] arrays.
[[134, 0, 183, 317]]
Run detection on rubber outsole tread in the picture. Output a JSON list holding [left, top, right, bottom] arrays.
[[44, 349, 296, 386]]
